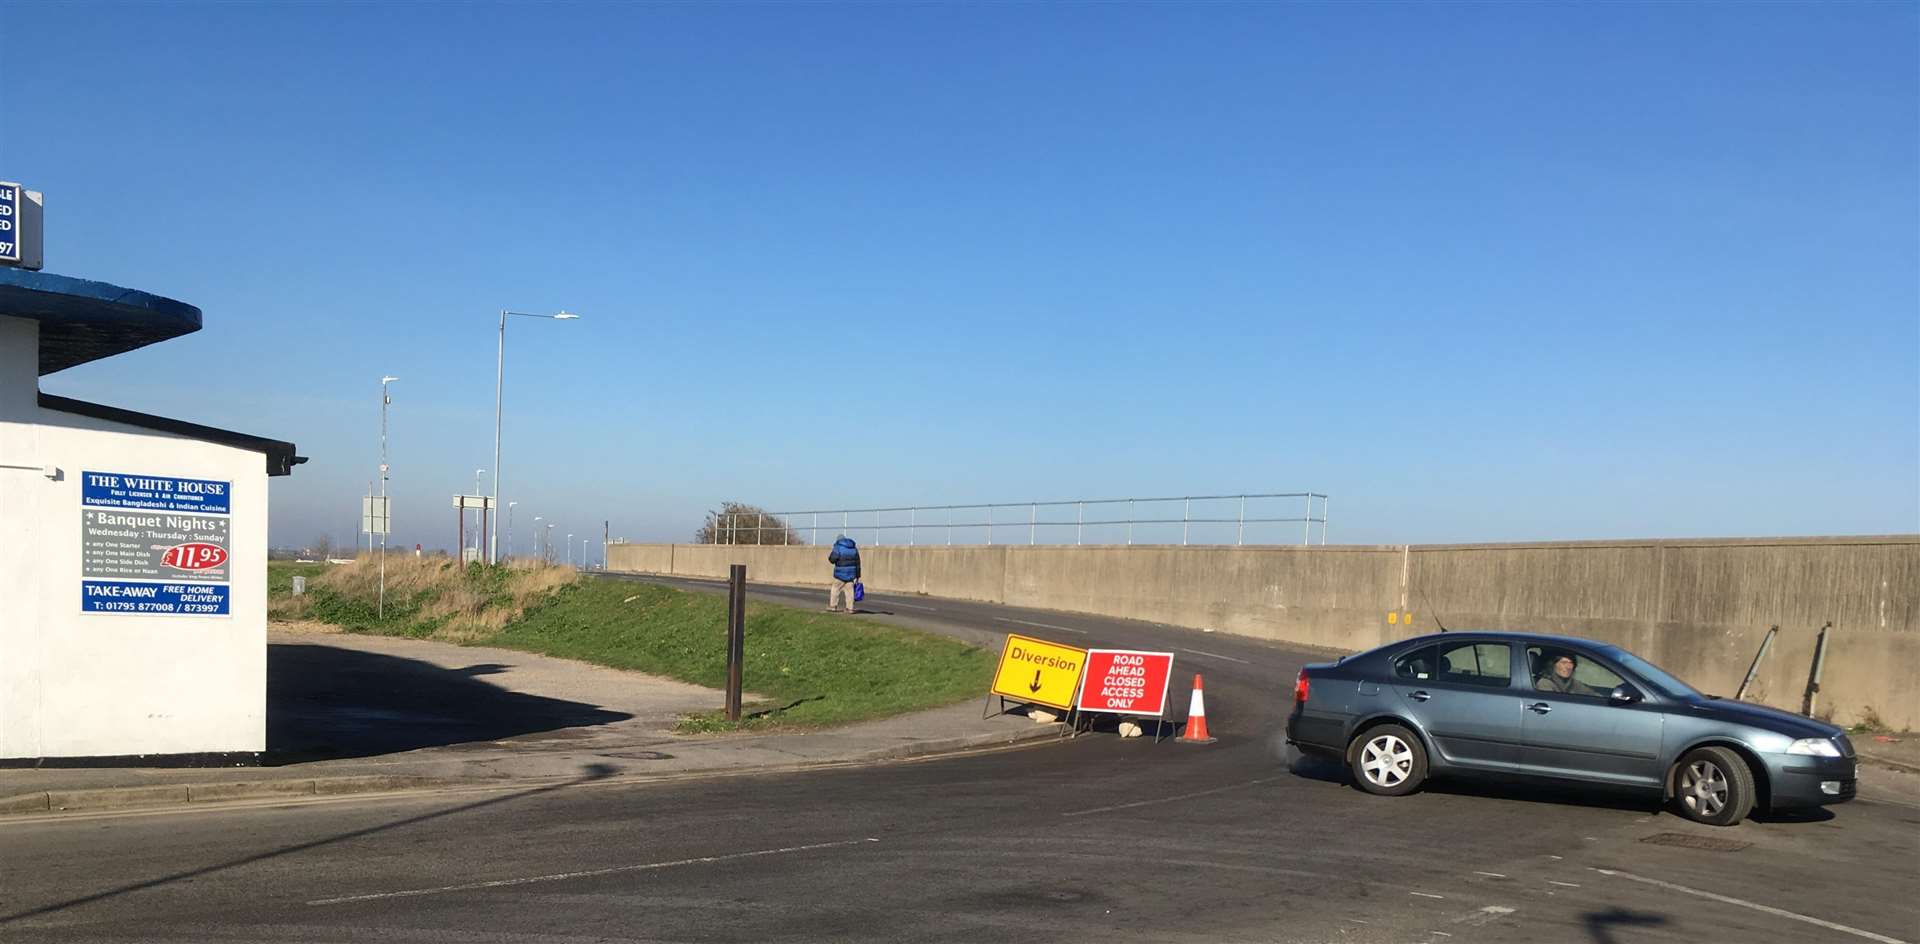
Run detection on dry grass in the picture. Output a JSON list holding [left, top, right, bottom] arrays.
[[427, 560, 577, 642], [268, 619, 342, 636], [275, 555, 578, 641]]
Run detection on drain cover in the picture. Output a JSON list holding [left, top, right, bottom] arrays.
[[1639, 832, 1751, 852]]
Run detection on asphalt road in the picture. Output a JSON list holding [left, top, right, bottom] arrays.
[[3, 577, 1916, 944]]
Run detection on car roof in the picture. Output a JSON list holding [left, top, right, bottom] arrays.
[[1387, 630, 1619, 651]]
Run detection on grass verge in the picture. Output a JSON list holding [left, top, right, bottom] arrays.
[[269, 561, 994, 732]]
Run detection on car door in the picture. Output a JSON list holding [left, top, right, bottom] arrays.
[[1388, 640, 1525, 772], [1516, 643, 1666, 787]]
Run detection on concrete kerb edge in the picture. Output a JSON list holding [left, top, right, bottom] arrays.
[[0, 726, 1067, 819], [1855, 750, 1920, 776], [839, 719, 1066, 764], [1, 775, 455, 818]]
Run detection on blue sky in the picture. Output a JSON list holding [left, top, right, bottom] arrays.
[[3, 1, 1915, 552]]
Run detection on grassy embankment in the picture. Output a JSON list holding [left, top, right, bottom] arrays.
[[269, 557, 993, 731]]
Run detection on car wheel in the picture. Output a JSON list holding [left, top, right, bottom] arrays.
[[1350, 724, 1427, 796], [1673, 746, 1756, 827]]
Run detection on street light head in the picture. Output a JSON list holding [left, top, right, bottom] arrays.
[[553, 311, 580, 320], [381, 375, 400, 384]]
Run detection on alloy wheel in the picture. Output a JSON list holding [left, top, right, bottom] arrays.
[[1681, 760, 1729, 817], [1361, 734, 1413, 787]]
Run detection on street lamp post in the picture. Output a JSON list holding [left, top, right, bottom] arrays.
[[506, 501, 518, 560], [544, 523, 554, 562], [492, 309, 579, 564], [378, 376, 398, 618], [472, 469, 487, 562], [566, 533, 574, 567]]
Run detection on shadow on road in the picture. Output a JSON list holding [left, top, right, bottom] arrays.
[[267, 644, 632, 764], [1286, 751, 1349, 785], [1583, 907, 1669, 943], [0, 763, 622, 927], [1420, 777, 1660, 814], [1281, 749, 1664, 814], [1749, 806, 1836, 824]]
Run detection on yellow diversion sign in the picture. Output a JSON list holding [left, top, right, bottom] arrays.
[[990, 634, 1087, 710]]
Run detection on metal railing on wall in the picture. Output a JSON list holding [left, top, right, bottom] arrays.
[[703, 493, 1330, 547]]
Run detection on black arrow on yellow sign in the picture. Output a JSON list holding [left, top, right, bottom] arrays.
[[1029, 670, 1043, 693]]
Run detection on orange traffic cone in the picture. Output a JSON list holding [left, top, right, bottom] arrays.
[[1179, 674, 1216, 744]]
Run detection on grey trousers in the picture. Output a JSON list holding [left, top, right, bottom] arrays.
[[829, 580, 856, 612]]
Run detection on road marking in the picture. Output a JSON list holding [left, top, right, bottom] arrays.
[[1591, 868, 1909, 944], [876, 599, 939, 610], [1472, 872, 1507, 879], [996, 617, 1087, 635], [1547, 881, 1580, 888], [307, 838, 880, 906], [1179, 647, 1251, 665], [1410, 892, 1446, 899], [1061, 776, 1284, 817], [1452, 905, 1518, 927]]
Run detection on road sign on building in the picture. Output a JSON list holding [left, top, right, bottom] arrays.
[[79, 470, 232, 616], [989, 634, 1086, 711], [1076, 649, 1176, 718], [0, 182, 46, 270]]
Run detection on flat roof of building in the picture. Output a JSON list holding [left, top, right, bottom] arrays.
[[0, 268, 202, 375], [38, 393, 305, 476]]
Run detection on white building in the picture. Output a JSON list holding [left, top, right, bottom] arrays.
[[1, 268, 301, 761]]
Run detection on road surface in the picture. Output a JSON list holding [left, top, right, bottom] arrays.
[[4, 577, 1915, 943]]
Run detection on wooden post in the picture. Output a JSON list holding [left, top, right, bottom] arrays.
[[1736, 626, 1778, 702], [1803, 622, 1832, 718], [726, 564, 746, 722]]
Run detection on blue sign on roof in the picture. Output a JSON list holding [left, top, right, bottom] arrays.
[[0, 183, 18, 263]]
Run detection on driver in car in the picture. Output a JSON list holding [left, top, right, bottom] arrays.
[[1535, 652, 1601, 696]]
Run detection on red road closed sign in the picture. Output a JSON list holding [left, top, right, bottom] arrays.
[[1076, 649, 1176, 717]]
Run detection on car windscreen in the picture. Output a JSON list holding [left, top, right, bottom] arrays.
[[1603, 647, 1701, 699]]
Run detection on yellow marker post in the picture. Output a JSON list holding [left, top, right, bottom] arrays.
[[989, 634, 1087, 711]]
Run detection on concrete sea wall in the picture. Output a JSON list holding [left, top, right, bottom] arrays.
[[607, 536, 1920, 730]]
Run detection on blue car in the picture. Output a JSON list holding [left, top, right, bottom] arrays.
[[1284, 631, 1856, 826]]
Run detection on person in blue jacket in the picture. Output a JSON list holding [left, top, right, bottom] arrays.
[[827, 536, 861, 613]]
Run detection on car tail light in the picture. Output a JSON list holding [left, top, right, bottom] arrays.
[[1293, 669, 1310, 704]]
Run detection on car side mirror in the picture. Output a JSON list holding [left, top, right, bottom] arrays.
[[1609, 684, 1642, 705]]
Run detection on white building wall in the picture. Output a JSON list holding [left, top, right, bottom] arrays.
[[1, 314, 268, 758], [0, 316, 47, 758]]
